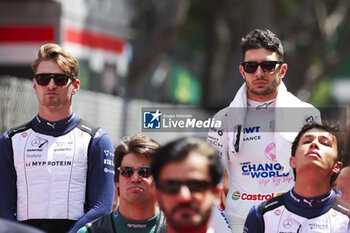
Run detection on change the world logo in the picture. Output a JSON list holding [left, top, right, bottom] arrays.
[[143, 110, 162, 129]]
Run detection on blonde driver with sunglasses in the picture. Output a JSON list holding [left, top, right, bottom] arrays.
[[0, 43, 115, 233]]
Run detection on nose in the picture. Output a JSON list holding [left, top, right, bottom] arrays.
[[309, 139, 319, 150], [47, 78, 57, 89], [176, 185, 192, 203], [130, 171, 141, 183], [255, 65, 264, 77]]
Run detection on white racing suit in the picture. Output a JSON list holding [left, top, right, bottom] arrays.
[[208, 82, 321, 232]]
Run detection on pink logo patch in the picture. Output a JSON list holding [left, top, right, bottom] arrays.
[[265, 142, 276, 162]]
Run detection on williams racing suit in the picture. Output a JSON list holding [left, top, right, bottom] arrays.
[[243, 189, 350, 233], [0, 113, 115, 233]]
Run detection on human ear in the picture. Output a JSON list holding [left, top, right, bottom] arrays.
[[239, 65, 246, 80], [279, 63, 288, 79], [332, 161, 343, 174], [72, 79, 80, 95], [289, 157, 296, 168], [213, 184, 223, 206]]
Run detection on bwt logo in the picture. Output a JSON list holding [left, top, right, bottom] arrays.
[[243, 126, 260, 134], [143, 109, 162, 129]]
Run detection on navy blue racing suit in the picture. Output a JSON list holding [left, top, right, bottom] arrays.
[[244, 189, 350, 233], [0, 113, 115, 233]]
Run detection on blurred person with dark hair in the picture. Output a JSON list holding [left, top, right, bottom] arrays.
[[0, 43, 115, 233], [78, 134, 167, 233], [207, 28, 321, 232], [151, 137, 223, 233], [244, 123, 350, 233], [209, 172, 231, 233], [335, 165, 350, 204], [334, 127, 350, 204]]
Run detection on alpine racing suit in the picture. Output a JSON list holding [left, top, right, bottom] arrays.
[[207, 82, 321, 231]]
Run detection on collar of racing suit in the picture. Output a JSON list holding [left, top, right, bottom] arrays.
[[287, 188, 335, 209], [32, 113, 79, 136]]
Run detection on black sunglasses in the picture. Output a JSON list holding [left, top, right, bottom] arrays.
[[118, 166, 152, 178], [156, 179, 212, 195], [35, 73, 74, 86], [241, 61, 283, 73]]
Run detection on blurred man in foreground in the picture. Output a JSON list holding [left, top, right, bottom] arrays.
[[334, 128, 350, 204], [151, 137, 223, 233], [210, 172, 231, 233], [335, 165, 350, 203]]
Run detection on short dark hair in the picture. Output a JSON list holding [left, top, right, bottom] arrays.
[[114, 134, 160, 183], [151, 137, 223, 186], [241, 28, 284, 61], [291, 123, 343, 185]]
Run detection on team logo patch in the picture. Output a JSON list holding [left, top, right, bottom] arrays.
[[330, 210, 337, 217], [305, 116, 315, 123], [31, 139, 41, 147], [274, 209, 281, 216], [232, 191, 240, 200], [30, 138, 48, 148], [283, 219, 293, 229], [232, 191, 274, 201], [265, 142, 276, 162]]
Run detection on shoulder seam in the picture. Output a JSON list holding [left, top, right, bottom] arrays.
[[86, 212, 114, 233], [8, 121, 32, 138], [259, 195, 285, 215], [76, 119, 100, 137], [332, 196, 350, 218]]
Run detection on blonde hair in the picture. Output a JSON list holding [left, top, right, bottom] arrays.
[[32, 43, 79, 78]]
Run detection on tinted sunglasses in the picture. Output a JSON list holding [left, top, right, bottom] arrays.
[[35, 73, 74, 86], [156, 179, 212, 194], [118, 166, 152, 178], [241, 61, 283, 73]]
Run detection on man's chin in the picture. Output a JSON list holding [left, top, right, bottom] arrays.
[[170, 221, 203, 232], [169, 215, 204, 232], [251, 89, 273, 96], [43, 100, 60, 108]]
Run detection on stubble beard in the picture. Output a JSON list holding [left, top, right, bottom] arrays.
[[42, 96, 62, 109], [161, 201, 211, 232], [247, 76, 280, 96]]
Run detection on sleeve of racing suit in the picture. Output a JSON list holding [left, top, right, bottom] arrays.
[[68, 129, 115, 233], [0, 132, 17, 220], [207, 107, 228, 170], [243, 205, 264, 233]]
